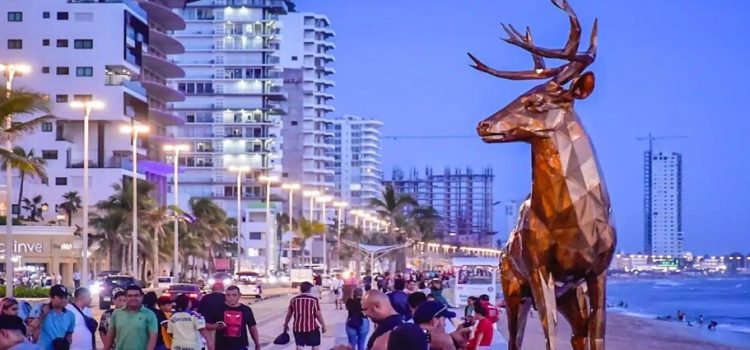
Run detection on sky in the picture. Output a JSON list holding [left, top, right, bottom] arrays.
[[296, 0, 750, 254]]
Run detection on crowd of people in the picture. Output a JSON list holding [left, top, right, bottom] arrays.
[[0, 281, 263, 350]]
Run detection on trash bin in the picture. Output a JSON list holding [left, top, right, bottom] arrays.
[[342, 283, 357, 304]]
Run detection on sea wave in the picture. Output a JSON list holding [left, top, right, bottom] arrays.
[[718, 323, 750, 335], [652, 280, 684, 287]]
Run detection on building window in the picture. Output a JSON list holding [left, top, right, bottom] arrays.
[[42, 67, 50, 74], [7, 39, 22, 49], [248, 232, 262, 240], [56, 39, 68, 47], [56, 67, 69, 75], [55, 177, 67, 186], [73, 94, 92, 102], [42, 150, 58, 160], [291, 56, 298, 61], [42, 39, 50, 46], [56, 12, 69, 20], [7, 12, 22, 22], [41, 122, 53, 132], [291, 121, 298, 126], [76, 67, 93, 77], [43, 12, 50, 19], [73, 39, 93, 49], [55, 95, 68, 103]]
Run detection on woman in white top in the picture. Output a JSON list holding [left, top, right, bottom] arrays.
[[168, 294, 212, 350], [330, 275, 344, 310]]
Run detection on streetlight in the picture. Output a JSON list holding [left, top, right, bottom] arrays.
[[1, 63, 31, 297], [302, 190, 320, 220], [120, 124, 149, 277], [164, 144, 189, 280], [228, 165, 250, 271], [333, 201, 348, 244], [350, 209, 362, 228], [70, 100, 104, 288], [316, 195, 333, 273], [259, 175, 279, 275]]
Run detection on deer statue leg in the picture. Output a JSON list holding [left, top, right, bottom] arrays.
[[501, 268, 532, 349], [557, 285, 590, 350], [529, 267, 558, 350], [586, 273, 607, 350]]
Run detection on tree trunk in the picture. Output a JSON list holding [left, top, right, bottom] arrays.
[[16, 172, 24, 219], [395, 249, 406, 272], [355, 240, 361, 279], [153, 227, 159, 288], [67, 210, 72, 226]]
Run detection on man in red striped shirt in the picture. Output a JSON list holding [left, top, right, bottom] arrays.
[[283, 282, 327, 350]]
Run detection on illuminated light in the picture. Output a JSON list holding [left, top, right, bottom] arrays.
[[120, 124, 149, 133]]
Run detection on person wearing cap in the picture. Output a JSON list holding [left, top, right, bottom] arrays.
[[198, 282, 225, 349], [28, 285, 74, 350], [167, 294, 212, 350], [0, 315, 38, 350], [386, 323, 429, 350], [413, 300, 457, 350]]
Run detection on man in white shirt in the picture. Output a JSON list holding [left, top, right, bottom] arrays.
[[73, 271, 82, 289], [66, 287, 95, 350]]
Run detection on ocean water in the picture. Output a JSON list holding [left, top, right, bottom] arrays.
[[608, 277, 750, 348]]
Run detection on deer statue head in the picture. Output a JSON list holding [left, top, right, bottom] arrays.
[[471, 0, 598, 144]]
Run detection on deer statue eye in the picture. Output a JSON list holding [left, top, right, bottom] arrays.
[[525, 99, 545, 110]]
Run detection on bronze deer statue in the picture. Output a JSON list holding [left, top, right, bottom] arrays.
[[468, 1, 616, 349]]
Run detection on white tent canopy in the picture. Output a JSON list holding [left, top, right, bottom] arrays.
[[341, 239, 409, 274]]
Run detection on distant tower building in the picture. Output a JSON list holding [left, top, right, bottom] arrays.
[[644, 151, 683, 256], [331, 116, 383, 209], [385, 167, 494, 247]]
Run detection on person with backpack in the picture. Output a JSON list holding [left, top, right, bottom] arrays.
[[344, 288, 368, 350], [65, 288, 97, 350]]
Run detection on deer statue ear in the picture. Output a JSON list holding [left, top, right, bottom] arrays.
[[570, 72, 595, 100]]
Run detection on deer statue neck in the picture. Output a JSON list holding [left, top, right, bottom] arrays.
[[529, 109, 603, 224]]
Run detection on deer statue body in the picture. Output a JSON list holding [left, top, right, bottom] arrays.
[[469, 1, 616, 349]]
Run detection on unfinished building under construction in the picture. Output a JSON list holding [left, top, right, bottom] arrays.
[[384, 167, 494, 247]]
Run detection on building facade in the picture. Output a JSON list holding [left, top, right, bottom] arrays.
[[278, 12, 336, 220], [171, 1, 293, 271], [385, 167, 494, 246], [644, 151, 683, 256], [0, 0, 189, 225], [331, 115, 383, 209]]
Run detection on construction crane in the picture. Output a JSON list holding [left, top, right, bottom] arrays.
[[380, 135, 475, 140], [636, 133, 688, 155]]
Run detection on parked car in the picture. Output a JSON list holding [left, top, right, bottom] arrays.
[[161, 284, 203, 301], [157, 276, 175, 290], [235, 271, 262, 299], [99, 275, 137, 310]]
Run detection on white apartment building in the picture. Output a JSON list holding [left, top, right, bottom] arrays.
[[331, 116, 383, 209], [170, 0, 291, 271], [0, 0, 188, 225], [279, 12, 335, 221], [644, 151, 683, 256]]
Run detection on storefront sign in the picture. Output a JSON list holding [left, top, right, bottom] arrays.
[[0, 241, 44, 254]]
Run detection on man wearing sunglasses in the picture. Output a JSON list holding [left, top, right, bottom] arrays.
[[413, 301, 459, 350]]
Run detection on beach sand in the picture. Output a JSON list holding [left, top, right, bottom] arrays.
[[497, 310, 746, 350]]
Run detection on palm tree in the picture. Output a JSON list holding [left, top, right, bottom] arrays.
[[1, 147, 47, 219], [143, 206, 173, 286], [275, 213, 290, 270], [59, 191, 82, 226], [369, 185, 418, 270], [295, 217, 325, 267], [184, 198, 232, 273], [408, 206, 442, 242], [21, 195, 44, 221], [1, 89, 51, 220]]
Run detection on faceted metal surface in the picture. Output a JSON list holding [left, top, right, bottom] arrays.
[[469, 1, 616, 349]]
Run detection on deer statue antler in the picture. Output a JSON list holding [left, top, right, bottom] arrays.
[[468, 0, 598, 84]]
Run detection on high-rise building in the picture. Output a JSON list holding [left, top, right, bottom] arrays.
[[279, 12, 336, 220], [0, 0, 190, 222], [331, 115, 384, 209], [644, 151, 683, 256], [385, 167, 494, 246], [171, 1, 291, 271]]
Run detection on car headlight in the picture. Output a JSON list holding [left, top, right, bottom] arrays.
[[89, 282, 102, 294], [223, 278, 232, 286], [207, 278, 216, 285], [268, 276, 277, 283]]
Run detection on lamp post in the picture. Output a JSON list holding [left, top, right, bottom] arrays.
[[259, 175, 279, 275], [70, 100, 104, 288], [228, 165, 250, 271], [333, 201, 348, 270], [302, 190, 319, 220], [164, 144, 188, 280], [316, 195, 333, 273], [1, 63, 31, 297], [280, 183, 300, 270], [350, 209, 362, 228], [120, 124, 149, 277]]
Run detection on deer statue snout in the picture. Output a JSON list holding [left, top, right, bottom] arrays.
[[477, 121, 492, 136]]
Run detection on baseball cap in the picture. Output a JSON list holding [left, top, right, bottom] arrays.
[[413, 300, 456, 324], [387, 323, 429, 350], [211, 281, 225, 291], [50, 284, 69, 298], [0, 315, 25, 331], [157, 296, 172, 305]]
